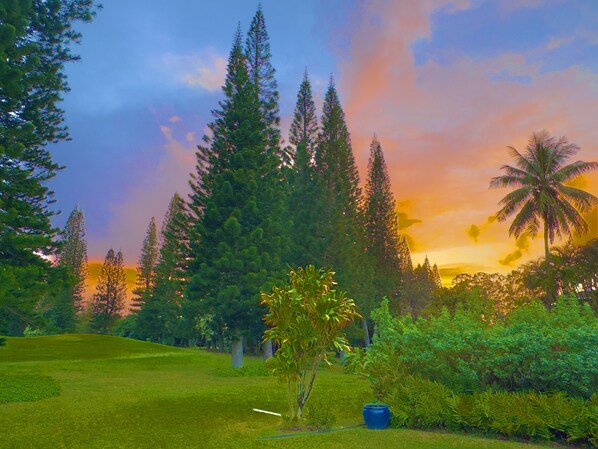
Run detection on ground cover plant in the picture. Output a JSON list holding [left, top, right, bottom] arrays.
[[0, 334, 569, 449]]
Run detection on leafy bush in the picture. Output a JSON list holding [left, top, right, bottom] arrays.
[[0, 337, 5, 346], [361, 297, 597, 398], [385, 375, 454, 429], [23, 326, 48, 337], [0, 374, 60, 403], [382, 376, 596, 446]]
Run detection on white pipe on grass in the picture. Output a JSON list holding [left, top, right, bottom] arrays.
[[253, 408, 282, 417]]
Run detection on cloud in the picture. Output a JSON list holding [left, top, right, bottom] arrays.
[[169, 115, 182, 123], [95, 119, 198, 265], [498, 233, 531, 266], [467, 224, 480, 242], [397, 211, 422, 230], [336, 0, 598, 272], [161, 50, 227, 92]]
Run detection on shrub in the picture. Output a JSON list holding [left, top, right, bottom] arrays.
[[304, 398, 337, 431], [362, 297, 597, 397], [382, 379, 596, 446]]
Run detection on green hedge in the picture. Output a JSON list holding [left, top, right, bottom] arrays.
[[384, 376, 597, 447]]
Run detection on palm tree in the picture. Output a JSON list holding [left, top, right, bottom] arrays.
[[490, 130, 598, 264]]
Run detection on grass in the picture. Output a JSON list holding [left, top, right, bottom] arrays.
[[0, 335, 564, 449]]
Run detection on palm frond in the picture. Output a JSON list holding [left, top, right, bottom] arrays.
[[556, 160, 598, 182], [508, 200, 538, 238], [557, 185, 598, 212], [490, 173, 527, 189]]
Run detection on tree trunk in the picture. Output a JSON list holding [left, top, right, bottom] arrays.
[[218, 333, 224, 353], [362, 317, 370, 348], [231, 336, 244, 368], [544, 221, 556, 308], [263, 338, 273, 360]]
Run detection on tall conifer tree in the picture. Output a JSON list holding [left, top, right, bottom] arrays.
[[0, 1, 98, 335], [245, 4, 280, 152], [130, 218, 158, 312], [364, 137, 402, 315], [315, 78, 373, 343], [137, 194, 189, 344], [58, 206, 88, 312], [90, 249, 127, 333], [187, 27, 287, 367], [287, 71, 321, 268]]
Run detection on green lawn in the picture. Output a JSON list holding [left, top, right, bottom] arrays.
[[0, 335, 560, 449]]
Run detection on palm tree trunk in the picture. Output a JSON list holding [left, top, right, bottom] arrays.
[[544, 221, 555, 308]]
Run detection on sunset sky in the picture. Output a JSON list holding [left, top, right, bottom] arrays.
[[50, 0, 598, 285]]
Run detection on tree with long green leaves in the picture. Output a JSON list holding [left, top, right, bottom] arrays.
[[130, 218, 158, 313], [261, 265, 360, 420], [0, 0, 98, 335], [490, 131, 598, 262], [187, 27, 287, 367], [90, 249, 127, 334]]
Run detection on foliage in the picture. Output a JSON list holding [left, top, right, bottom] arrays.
[[523, 238, 598, 312], [0, 337, 4, 346], [90, 249, 127, 333], [314, 79, 373, 341], [401, 256, 441, 316], [359, 297, 597, 398], [130, 217, 159, 312], [261, 265, 360, 419], [186, 26, 288, 366], [287, 71, 322, 269], [0, 0, 98, 335], [381, 375, 597, 446], [137, 193, 189, 344], [490, 131, 598, 304], [58, 205, 88, 313], [0, 374, 60, 403], [245, 4, 281, 154], [425, 271, 538, 319], [363, 137, 402, 315]]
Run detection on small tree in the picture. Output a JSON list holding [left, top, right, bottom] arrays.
[[261, 266, 360, 420]]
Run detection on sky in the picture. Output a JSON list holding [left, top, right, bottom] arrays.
[[50, 0, 598, 286]]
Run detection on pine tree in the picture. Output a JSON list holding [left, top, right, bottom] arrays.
[[58, 206, 88, 312], [364, 137, 402, 313], [137, 194, 189, 344], [398, 234, 414, 274], [245, 4, 280, 152], [0, 0, 98, 335], [287, 71, 321, 268], [314, 78, 373, 344], [90, 249, 127, 333], [187, 27, 287, 367], [130, 218, 158, 312], [432, 263, 442, 289]]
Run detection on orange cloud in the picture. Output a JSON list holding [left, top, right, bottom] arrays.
[[337, 0, 598, 277]]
